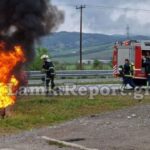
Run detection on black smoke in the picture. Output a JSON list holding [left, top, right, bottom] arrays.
[[0, 0, 64, 84], [0, 0, 64, 60]]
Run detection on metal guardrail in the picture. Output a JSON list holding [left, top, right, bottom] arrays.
[[27, 70, 113, 79]]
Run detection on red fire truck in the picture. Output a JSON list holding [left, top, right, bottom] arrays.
[[113, 40, 150, 85]]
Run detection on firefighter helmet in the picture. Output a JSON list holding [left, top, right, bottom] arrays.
[[40, 54, 49, 60]]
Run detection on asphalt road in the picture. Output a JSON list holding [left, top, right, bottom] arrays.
[[0, 104, 150, 150], [29, 78, 120, 85]]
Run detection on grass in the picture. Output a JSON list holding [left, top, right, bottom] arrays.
[[0, 95, 149, 134]]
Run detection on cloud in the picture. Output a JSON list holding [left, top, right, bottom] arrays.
[[52, 0, 150, 35]]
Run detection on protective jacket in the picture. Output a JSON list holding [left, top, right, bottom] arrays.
[[123, 63, 134, 77], [42, 60, 55, 78]]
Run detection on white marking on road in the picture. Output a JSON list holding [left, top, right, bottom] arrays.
[[41, 136, 99, 150]]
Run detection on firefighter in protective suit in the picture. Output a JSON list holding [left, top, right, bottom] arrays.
[[122, 59, 135, 89], [143, 52, 150, 86], [41, 55, 55, 94]]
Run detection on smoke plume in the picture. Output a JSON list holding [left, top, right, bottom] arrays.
[[0, 0, 64, 85], [0, 0, 64, 61]]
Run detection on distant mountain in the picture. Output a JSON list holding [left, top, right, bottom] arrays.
[[38, 32, 150, 62]]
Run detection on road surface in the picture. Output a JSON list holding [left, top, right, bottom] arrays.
[[0, 104, 150, 150]]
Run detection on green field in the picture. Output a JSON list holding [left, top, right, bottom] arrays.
[[0, 95, 149, 135], [53, 49, 113, 63], [52, 43, 113, 63]]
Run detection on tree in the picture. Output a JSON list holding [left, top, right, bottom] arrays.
[[28, 47, 50, 70], [93, 59, 103, 70]]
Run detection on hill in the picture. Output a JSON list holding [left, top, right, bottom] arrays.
[[38, 32, 150, 63]]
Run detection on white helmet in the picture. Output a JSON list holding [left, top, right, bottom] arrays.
[[40, 54, 49, 60]]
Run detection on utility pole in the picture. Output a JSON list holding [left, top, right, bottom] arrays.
[[76, 5, 86, 70], [126, 24, 130, 40]]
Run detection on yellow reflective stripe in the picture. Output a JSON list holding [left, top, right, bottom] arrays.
[[124, 75, 133, 77]]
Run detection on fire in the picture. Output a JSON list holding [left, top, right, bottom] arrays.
[[0, 42, 25, 109]]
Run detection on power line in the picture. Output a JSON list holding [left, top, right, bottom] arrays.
[[86, 5, 150, 12], [76, 5, 86, 70], [55, 3, 150, 13]]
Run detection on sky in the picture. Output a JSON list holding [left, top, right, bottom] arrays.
[[51, 0, 150, 35]]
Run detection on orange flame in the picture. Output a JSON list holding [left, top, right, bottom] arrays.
[[0, 42, 25, 109]]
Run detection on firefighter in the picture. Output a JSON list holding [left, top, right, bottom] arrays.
[[41, 55, 55, 94], [123, 59, 135, 89], [143, 52, 150, 86]]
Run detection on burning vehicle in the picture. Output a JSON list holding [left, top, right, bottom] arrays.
[[0, 0, 64, 118]]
